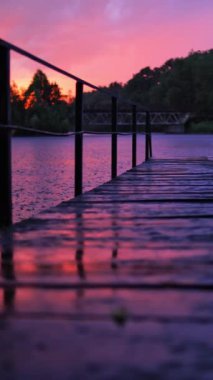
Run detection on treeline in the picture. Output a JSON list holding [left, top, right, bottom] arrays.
[[11, 49, 213, 134], [11, 70, 73, 134], [83, 49, 213, 114]]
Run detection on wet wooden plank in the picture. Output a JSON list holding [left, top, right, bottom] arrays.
[[0, 158, 212, 282], [0, 157, 213, 380]]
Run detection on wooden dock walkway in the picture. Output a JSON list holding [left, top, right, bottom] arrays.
[[0, 157, 213, 380]]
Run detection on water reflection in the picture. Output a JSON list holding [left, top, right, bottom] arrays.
[[76, 248, 85, 279], [12, 135, 213, 223], [1, 230, 15, 313], [75, 210, 86, 280], [0, 200, 131, 311], [111, 202, 121, 271], [111, 248, 118, 270]]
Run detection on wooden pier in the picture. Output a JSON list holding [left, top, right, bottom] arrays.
[[0, 157, 213, 379]]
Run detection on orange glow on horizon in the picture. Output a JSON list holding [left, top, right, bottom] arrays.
[[2, 0, 213, 97]]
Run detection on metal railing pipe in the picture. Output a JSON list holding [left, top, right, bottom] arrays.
[[111, 97, 117, 179], [0, 39, 98, 91], [0, 45, 12, 227], [74, 81, 83, 196], [0, 38, 154, 229]]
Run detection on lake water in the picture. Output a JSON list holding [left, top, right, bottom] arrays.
[[12, 134, 213, 222]]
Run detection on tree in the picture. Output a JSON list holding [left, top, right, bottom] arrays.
[[22, 70, 72, 132], [24, 70, 62, 108], [10, 50, 213, 134], [10, 82, 25, 125]]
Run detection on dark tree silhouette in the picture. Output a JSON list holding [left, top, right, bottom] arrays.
[[24, 70, 62, 108], [10, 50, 213, 134]]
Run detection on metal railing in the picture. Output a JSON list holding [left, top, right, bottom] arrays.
[[0, 38, 152, 227]]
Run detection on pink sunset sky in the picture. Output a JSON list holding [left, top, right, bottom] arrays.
[[0, 0, 213, 95]]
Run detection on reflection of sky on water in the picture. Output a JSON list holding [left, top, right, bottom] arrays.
[[12, 135, 135, 222], [12, 135, 213, 222], [1, 222, 213, 318]]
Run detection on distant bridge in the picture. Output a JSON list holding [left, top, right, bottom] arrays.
[[83, 111, 190, 128]]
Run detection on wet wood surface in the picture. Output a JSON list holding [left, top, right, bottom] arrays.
[[0, 158, 213, 379]]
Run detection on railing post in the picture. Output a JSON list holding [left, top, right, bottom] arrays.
[[145, 111, 150, 161], [0, 45, 12, 227], [74, 81, 83, 197], [149, 117, 153, 158], [132, 104, 137, 168], [111, 96, 117, 179]]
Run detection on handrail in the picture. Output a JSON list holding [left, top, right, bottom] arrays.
[[0, 38, 147, 109], [0, 38, 98, 91], [0, 123, 76, 136], [0, 38, 152, 227], [0, 124, 148, 136]]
